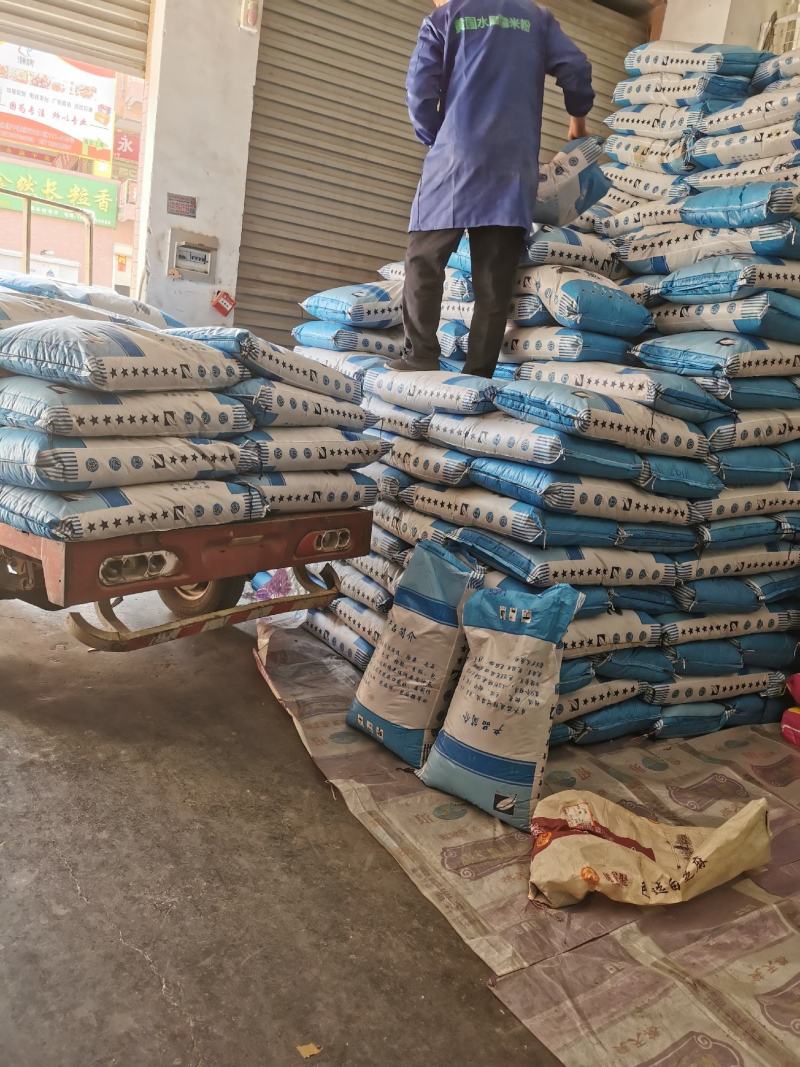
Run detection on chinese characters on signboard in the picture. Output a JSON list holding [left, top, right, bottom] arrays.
[[0, 41, 116, 161], [0, 159, 118, 226]]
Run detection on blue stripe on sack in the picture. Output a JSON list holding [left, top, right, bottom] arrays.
[[433, 730, 536, 787], [346, 700, 429, 768], [394, 586, 458, 626], [93, 325, 146, 358], [97, 488, 129, 507]]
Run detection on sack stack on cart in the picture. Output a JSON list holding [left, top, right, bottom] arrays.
[[294, 43, 800, 820], [0, 277, 382, 542]]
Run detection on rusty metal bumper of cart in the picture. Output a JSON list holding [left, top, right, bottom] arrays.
[[0, 509, 372, 652]]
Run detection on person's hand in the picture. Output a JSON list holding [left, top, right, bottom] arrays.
[[568, 116, 588, 141]]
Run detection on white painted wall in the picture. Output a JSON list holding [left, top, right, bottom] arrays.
[[660, 0, 775, 45], [136, 0, 260, 325]]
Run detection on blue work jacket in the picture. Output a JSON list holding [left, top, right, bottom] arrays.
[[407, 0, 594, 231]]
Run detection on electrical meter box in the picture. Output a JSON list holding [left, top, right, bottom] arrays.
[[168, 229, 218, 282]]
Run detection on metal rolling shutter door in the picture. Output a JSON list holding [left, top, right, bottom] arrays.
[[0, 1, 150, 76], [236, 0, 645, 345]]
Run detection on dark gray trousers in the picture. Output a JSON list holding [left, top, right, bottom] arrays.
[[402, 226, 527, 378]]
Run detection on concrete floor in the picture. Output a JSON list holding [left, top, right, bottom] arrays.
[[0, 597, 558, 1067]]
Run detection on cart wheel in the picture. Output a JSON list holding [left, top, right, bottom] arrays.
[[158, 576, 247, 619]]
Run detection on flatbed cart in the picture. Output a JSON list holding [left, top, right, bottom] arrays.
[[0, 509, 372, 652]]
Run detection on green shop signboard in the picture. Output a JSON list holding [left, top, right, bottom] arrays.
[[0, 160, 118, 227]]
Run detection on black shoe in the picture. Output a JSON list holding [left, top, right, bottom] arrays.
[[384, 356, 440, 373]]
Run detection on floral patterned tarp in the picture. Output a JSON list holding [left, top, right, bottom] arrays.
[[255, 625, 800, 1067]]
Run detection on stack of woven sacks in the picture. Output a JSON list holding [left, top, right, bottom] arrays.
[[0, 277, 381, 543]]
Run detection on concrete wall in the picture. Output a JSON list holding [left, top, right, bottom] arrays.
[[660, 0, 774, 45], [136, 0, 260, 325]]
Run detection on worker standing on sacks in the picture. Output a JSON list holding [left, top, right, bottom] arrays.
[[390, 0, 594, 377]]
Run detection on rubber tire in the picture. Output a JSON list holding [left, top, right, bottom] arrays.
[[158, 576, 247, 619]]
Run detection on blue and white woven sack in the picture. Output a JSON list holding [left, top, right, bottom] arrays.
[[687, 158, 800, 191], [0, 428, 244, 491], [701, 89, 800, 136], [595, 647, 675, 685], [291, 320, 404, 358], [577, 188, 648, 232], [482, 569, 612, 618], [508, 295, 554, 327], [368, 431, 472, 487], [651, 292, 800, 343], [203, 334, 363, 406], [503, 326, 631, 365], [325, 561, 393, 614], [700, 374, 800, 409], [0, 479, 265, 541], [701, 516, 786, 550], [447, 529, 680, 587], [529, 265, 652, 338], [602, 163, 692, 202], [0, 271, 183, 327], [436, 320, 470, 357], [0, 290, 143, 329], [561, 611, 662, 659], [0, 375, 252, 438], [378, 262, 474, 302], [447, 233, 473, 273], [571, 699, 660, 744], [363, 369, 495, 415], [347, 540, 480, 768], [747, 568, 800, 604], [361, 461, 414, 499], [300, 280, 403, 327], [292, 348, 386, 389], [234, 427, 386, 473], [604, 133, 693, 176], [684, 545, 800, 581], [373, 499, 460, 549], [552, 679, 645, 725], [660, 607, 799, 646], [753, 50, 800, 92], [633, 331, 800, 377], [611, 586, 679, 614], [360, 395, 431, 439], [673, 577, 762, 614], [652, 703, 727, 739], [534, 137, 611, 226], [516, 361, 727, 421], [600, 198, 685, 239], [0, 317, 246, 391], [737, 631, 799, 668], [711, 446, 793, 486], [618, 275, 662, 305], [425, 411, 644, 480], [703, 409, 800, 451], [557, 658, 596, 694], [695, 484, 800, 522], [613, 73, 750, 107], [468, 457, 698, 525], [690, 120, 800, 169], [653, 256, 800, 304], [520, 230, 620, 277], [624, 42, 770, 78], [399, 482, 551, 544], [243, 471, 377, 513], [331, 597, 387, 647], [617, 221, 800, 275], [227, 380, 366, 430], [494, 379, 709, 459], [350, 550, 405, 591], [304, 609, 375, 672], [678, 184, 799, 229], [418, 584, 579, 830], [649, 671, 785, 707], [604, 103, 715, 140]]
